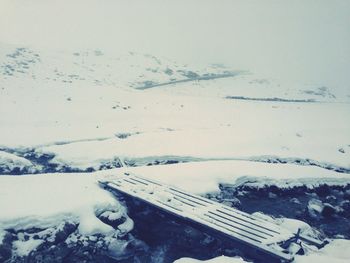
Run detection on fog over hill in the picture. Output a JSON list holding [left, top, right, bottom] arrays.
[[1, 0, 349, 89]]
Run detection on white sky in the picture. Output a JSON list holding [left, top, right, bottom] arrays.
[[0, 0, 349, 88]]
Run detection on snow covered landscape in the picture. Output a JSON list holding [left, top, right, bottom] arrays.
[[0, 0, 349, 262]]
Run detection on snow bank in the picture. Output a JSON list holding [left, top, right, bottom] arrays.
[[0, 160, 349, 261], [1, 159, 348, 233], [249, 213, 350, 263], [121, 160, 350, 194], [0, 172, 122, 235], [2, 159, 347, 234], [0, 151, 35, 173], [35, 99, 350, 171], [294, 239, 350, 263], [12, 239, 44, 257], [174, 239, 350, 263]]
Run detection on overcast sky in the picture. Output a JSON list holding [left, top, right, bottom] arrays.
[[0, 0, 349, 89]]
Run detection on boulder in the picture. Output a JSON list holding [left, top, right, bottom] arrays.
[[54, 222, 78, 243], [325, 195, 337, 205], [0, 232, 13, 262], [290, 198, 301, 204], [340, 200, 350, 216], [307, 199, 323, 219], [343, 189, 350, 200], [321, 203, 336, 218], [268, 192, 277, 199], [315, 185, 330, 197]]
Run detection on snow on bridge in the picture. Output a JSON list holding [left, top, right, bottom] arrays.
[[99, 173, 325, 262]]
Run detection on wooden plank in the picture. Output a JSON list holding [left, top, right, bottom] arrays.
[[202, 213, 266, 243], [204, 213, 268, 241], [127, 177, 149, 186], [134, 175, 163, 186], [220, 206, 285, 234], [168, 187, 216, 205], [215, 209, 280, 235], [207, 211, 275, 238], [106, 176, 291, 242], [166, 190, 208, 207]]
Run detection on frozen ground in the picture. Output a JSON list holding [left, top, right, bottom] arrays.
[[0, 43, 349, 262]]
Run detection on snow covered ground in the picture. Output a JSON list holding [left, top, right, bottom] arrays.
[[175, 238, 350, 263], [1, 161, 350, 261], [1, 1, 350, 262], [0, 44, 349, 261], [1, 46, 349, 176]]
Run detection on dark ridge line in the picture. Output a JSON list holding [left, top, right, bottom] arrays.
[[135, 72, 240, 90], [226, 96, 317, 103], [45, 137, 112, 146]]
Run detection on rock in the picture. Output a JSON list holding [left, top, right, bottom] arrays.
[[307, 199, 323, 219], [98, 210, 126, 229], [107, 239, 129, 259], [340, 200, 350, 216], [310, 192, 319, 198], [315, 185, 330, 197], [268, 192, 277, 199], [344, 189, 350, 200], [54, 222, 78, 243], [325, 195, 337, 205], [43, 244, 71, 262], [290, 198, 301, 204], [88, 236, 97, 242], [321, 203, 336, 218], [330, 189, 343, 197], [125, 238, 148, 253], [295, 210, 304, 219], [0, 232, 14, 262]]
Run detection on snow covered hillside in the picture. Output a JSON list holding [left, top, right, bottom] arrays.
[[1, 44, 349, 173], [1, 0, 350, 262]]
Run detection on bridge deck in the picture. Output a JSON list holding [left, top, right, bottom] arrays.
[[100, 173, 324, 262]]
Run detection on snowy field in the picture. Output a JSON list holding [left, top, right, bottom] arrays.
[[1, 0, 350, 262], [0, 43, 349, 262]]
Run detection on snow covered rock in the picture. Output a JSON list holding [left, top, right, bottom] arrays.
[[321, 203, 337, 218], [0, 172, 141, 262], [307, 199, 324, 219], [294, 239, 350, 263], [0, 151, 36, 175], [339, 200, 350, 216]]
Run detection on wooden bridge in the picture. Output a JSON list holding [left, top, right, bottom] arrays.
[[99, 173, 325, 262]]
